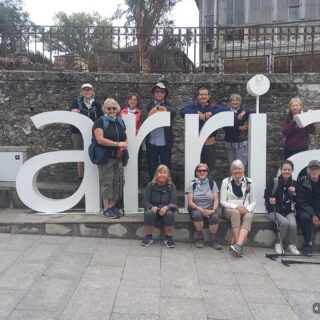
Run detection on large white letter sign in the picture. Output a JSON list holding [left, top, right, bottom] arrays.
[[122, 112, 170, 213], [289, 110, 320, 180], [184, 112, 234, 208], [16, 111, 100, 213]]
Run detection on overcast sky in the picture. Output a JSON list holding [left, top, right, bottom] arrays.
[[22, 0, 199, 27]]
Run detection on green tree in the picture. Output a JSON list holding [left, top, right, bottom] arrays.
[[113, 0, 180, 70], [46, 11, 112, 68], [0, 0, 33, 55]]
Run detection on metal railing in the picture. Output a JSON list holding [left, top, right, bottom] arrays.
[[0, 22, 319, 73]]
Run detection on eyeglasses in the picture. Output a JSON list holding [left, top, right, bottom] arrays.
[[155, 90, 166, 94], [197, 169, 208, 173], [106, 107, 117, 111]]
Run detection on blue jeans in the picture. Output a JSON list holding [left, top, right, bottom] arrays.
[[146, 143, 172, 178]]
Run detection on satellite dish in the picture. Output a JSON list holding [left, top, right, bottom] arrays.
[[247, 74, 270, 97]]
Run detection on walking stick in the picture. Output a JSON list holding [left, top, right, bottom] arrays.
[[281, 259, 320, 266]]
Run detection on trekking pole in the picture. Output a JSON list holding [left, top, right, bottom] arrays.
[[281, 259, 320, 267]]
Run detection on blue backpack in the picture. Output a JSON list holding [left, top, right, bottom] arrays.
[[88, 116, 126, 165]]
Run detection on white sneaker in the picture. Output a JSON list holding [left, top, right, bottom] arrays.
[[274, 243, 283, 254], [287, 244, 300, 255]]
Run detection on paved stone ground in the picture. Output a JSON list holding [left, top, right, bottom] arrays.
[[0, 233, 319, 320]]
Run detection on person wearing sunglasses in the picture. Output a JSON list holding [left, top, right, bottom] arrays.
[[220, 159, 256, 257], [186, 163, 221, 249], [70, 83, 102, 186], [92, 98, 128, 218], [141, 82, 176, 179]]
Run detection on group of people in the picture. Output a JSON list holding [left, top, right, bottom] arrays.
[[69, 82, 319, 255]]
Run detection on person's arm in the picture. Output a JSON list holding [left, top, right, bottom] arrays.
[[220, 178, 237, 209], [143, 183, 153, 210], [179, 103, 195, 118], [296, 180, 315, 216], [168, 183, 177, 209], [246, 180, 256, 212], [212, 191, 219, 212], [282, 117, 297, 137], [70, 99, 80, 112], [305, 123, 316, 135]]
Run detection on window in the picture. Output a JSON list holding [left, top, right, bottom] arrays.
[[305, 0, 320, 19], [249, 0, 272, 24], [205, 0, 215, 15], [277, 0, 301, 21], [226, 0, 245, 25], [289, 0, 300, 20]]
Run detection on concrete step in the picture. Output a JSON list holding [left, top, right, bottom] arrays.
[[0, 209, 319, 250]]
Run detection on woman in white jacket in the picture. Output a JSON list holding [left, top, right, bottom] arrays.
[[220, 159, 256, 256]]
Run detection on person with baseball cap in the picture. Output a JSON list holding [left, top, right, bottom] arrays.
[[70, 83, 102, 185], [141, 82, 176, 179], [296, 159, 320, 254]]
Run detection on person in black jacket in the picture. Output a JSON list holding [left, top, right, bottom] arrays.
[[141, 82, 176, 179], [70, 83, 102, 183], [141, 165, 177, 248], [296, 160, 320, 254], [265, 160, 300, 255]]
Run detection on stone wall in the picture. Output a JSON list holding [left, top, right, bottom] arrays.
[[0, 71, 319, 189]]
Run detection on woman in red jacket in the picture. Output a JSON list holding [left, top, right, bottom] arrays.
[[120, 93, 143, 172], [282, 97, 316, 159]]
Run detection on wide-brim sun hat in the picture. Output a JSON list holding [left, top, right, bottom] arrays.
[[151, 82, 169, 97]]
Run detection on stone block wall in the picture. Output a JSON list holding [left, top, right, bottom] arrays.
[[0, 71, 319, 189]]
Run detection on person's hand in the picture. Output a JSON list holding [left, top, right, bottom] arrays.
[[71, 108, 80, 113], [312, 215, 320, 227], [236, 206, 248, 215], [288, 186, 296, 195], [269, 197, 276, 205], [237, 111, 246, 120], [118, 141, 128, 148], [201, 209, 212, 217], [149, 107, 158, 115], [198, 112, 205, 121], [204, 112, 212, 120], [159, 206, 168, 216], [158, 105, 167, 112], [151, 206, 158, 215]]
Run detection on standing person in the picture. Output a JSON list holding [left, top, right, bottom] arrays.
[[282, 97, 316, 159], [180, 86, 225, 172], [223, 94, 250, 167], [264, 160, 300, 255], [186, 163, 221, 249], [70, 83, 102, 184], [296, 160, 320, 254], [141, 165, 177, 248], [92, 98, 128, 218], [220, 159, 256, 257], [120, 93, 143, 172], [141, 82, 176, 179]]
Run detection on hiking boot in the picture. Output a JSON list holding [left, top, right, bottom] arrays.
[[274, 243, 283, 255], [302, 243, 313, 255], [229, 243, 243, 257], [210, 235, 222, 250], [103, 208, 118, 219], [141, 235, 153, 247], [287, 244, 300, 255], [195, 231, 204, 249], [164, 235, 175, 248]]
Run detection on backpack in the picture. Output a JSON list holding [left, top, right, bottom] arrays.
[[88, 116, 126, 165]]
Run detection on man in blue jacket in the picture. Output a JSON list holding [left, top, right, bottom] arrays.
[[180, 86, 225, 172], [296, 160, 320, 254]]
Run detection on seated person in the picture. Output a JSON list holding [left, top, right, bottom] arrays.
[[220, 159, 256, 257], [186, 163, 221, 249], [141, 165, 177, 248], [296, 160, 320, 254], [265, 160, 300, 255]]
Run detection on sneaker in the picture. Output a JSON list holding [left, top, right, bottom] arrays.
[[164, 236, 175, 248], [195, 231, 204, 249], [210, 236, 222, 250], [230, 243, 243, 257], [141, 235, 153, 247], [274, 243, 283, 255], [103, 208, 118, 219], [287, 244, 300, 255], [302, 243, 313, 255]]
